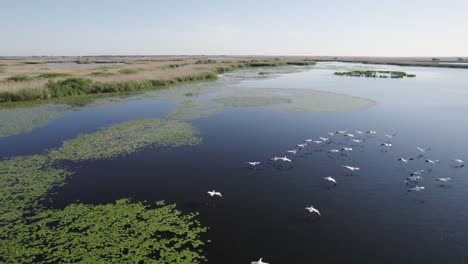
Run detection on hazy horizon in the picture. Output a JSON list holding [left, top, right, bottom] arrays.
[[2, 0, 468, 57]]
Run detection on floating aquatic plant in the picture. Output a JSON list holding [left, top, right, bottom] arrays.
[[169, 99, 222, 120], [0, 155, 72, 231], [334, 70, 416, 78], [49, 119, 202, 161], [2, 199, 207, 264]]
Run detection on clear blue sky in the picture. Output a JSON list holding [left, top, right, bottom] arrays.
[[2, 0, 467, 56]]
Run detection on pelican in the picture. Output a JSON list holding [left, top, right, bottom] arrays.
[[344, 133, 354, 137], [207, 190, 222, 197], [278, 156, 292, 162], [381, 143, 392, 147], [417, 147, 431, 153], [385, 133, 397, 138], [247, 161, 261, 167], [351, 139, 363, 143], [313, 140, 323, 144], [305, 205, 321, 216], [324, 176, 337, 185], [304, 139, 313, 143], [251, 258, 269, 264], [405, 176, 423, 183], [337, 130, 347, 134], [425, 159, 440, 164], [297, 143, 307, 148], [343, 165, 360, 171], [341, 147, 353, 152], [410, 170, 426, 176], [328, 149, 340, 153], [355, 130, 364, 134], [271, 156, 281, 161], [408, 186, 425, 192], [398, 158, 408, 163], [319, 137, 329, 141], [328, 132, 336, 136], [366, 130, 377, 134], [436, 177, 452, 182], [453, 159, 464, 167], [287, 149, 299, 155]]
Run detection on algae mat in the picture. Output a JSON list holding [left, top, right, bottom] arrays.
[[212, 88, 376, 112]]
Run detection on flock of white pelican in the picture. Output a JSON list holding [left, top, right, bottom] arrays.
[[205, 130, 464, 263]]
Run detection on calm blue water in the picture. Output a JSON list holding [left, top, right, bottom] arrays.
[[1, 62, 468, 263]]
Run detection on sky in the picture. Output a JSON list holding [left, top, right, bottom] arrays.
[[1, 0, 468, 56]]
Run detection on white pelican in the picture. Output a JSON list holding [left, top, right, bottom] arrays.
[[341, 147, 353, 152], [344, 133, 354, 137], [297, 143, 307, 148], [405, 176, 423, 183], [366, 130, 377, 134], [328, 149, 340, 153], [319, 137, 329, 141], [313, 140, 323, 144], [410, 170, 426, 176], [207, 190, 222, 197], [305, 205, 321, 216], [381, 143, 392, 147], [287, 149, 299, 155], [305, 139, 313, 143], [398, 158, 408, 163], [436, 177, 452, 182], [351, 139, 363, 143], [324, 176, 337, 185], [251, 258, 269, 264], [425, 159, 440, 164], [279, 156, 292, 162], [247, 161, 261, 167], [385, 133, 397, 138], [337, 130, 347, 134], [417, 147, 431, 153], [343, 165, 360, 171], [408, 186, 425, 192], [328, 132, 336, 136], [453, 159, 464, 167]]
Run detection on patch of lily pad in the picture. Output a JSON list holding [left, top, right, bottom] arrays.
[[49, 119, 202, 162], [3, 199, 207, 264]]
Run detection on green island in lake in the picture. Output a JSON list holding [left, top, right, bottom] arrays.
[[334, 70, 416, 78]]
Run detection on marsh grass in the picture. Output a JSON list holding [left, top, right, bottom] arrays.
[[118, 68, 145, 74]]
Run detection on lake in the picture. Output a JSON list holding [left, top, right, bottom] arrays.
[[1, 62, 467, 263]]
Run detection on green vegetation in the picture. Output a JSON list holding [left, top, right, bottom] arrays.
[[0, 155, 72, 228], [37, 73, 71, 79], [0, 66, 5, 73], [0, 104, 70, 138], [258, 72, 269, 75], [49, 119, 202, 161], [334, 70, 416, 78], [89, 71, 116, 77], [4, 199, 207, 264], [169, 100, 222, 120], [214, 96, 292, 107], [213, 88, 376, 112], [118, 68, 145, 74], [195, 59, 216, 64], [0, 118, 207, 263], [7, 74, 34, 82]]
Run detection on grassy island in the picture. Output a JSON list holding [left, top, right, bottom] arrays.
[[334, 70, 416, 78]]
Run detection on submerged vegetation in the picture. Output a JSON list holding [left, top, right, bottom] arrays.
[[169, 99, 222, 120], [214, 95, 292, 107], [334, 70, 416, 78], [0, 104, 70, 138], [49, 119, 202, 161], [0, 118, 206, 263]]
